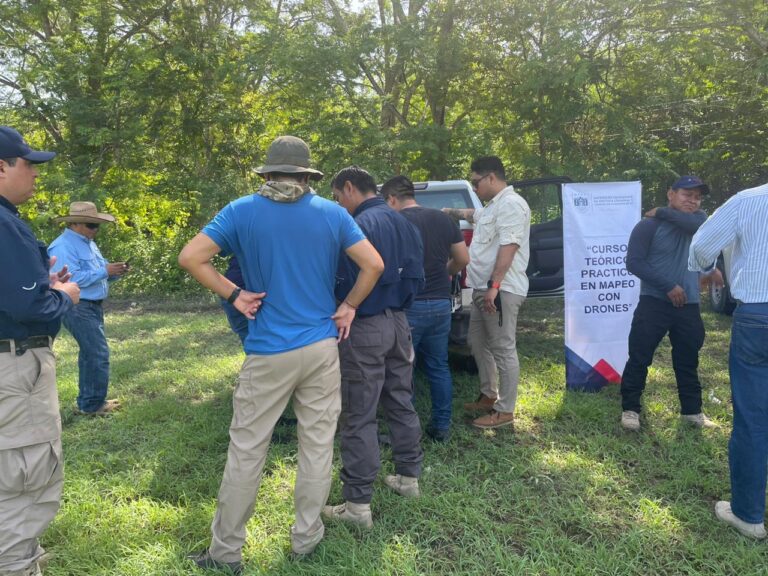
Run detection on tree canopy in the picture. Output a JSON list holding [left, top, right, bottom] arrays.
[[2, 0, 766, 292]]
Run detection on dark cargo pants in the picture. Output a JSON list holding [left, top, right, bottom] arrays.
[[338, 309, 424, 504]]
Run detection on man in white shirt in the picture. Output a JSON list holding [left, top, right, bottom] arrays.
[[689, 182, 768, 540], [445, 156, 530, 429]]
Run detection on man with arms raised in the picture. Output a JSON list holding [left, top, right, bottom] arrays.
[[179, 137, 383, 573], [0, 126, 80, 576]]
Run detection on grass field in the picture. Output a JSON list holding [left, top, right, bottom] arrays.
[[43, 298, 768, 575]]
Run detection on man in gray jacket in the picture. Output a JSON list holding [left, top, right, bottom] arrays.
[[620, 176, 721, 431]]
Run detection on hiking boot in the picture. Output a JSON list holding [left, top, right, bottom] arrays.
[[186, 550, 243, 575], [715, 501, 767, 539], [464, 393, 497, 412], [472, 410, 514, 429], [76, 399, 121, 417], [681, 413, 718, 428], [425, 425, 451, 443], [621, 410, 640, 431], [322, 501, 373, 529], [383, 474, 420, 498]]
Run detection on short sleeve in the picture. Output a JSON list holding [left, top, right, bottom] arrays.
[[202, 203, 237, 256]]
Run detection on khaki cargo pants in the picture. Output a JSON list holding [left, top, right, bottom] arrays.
[[469, 289, 525, 414], [0, 347, 64, 575], [209, 338, 341, 560]]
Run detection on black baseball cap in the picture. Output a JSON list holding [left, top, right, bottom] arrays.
[[0, 126, 56, 163], [671, 175, 709, 195]]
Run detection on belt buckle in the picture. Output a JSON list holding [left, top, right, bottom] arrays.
[[15, 339, 29, 356]]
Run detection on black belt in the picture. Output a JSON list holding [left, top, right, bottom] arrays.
[[80, 299, 103, 305], [0, 335, 52, 356]]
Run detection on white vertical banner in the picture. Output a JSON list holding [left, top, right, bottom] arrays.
[[562, 182, 641, 391]]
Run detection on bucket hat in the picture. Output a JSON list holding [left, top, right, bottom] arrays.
[[53, 201, 116, 224], [255, 136, 323, 181]]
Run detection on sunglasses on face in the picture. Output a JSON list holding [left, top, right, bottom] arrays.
[[470, 173, 490, 189], [85, 223, 100, 230]]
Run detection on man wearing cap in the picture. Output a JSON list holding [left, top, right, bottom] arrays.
[[0, 126, 80, 576], [48, 202, 128, 416], [620, 175, 722, 431], [323, 166, 425, 529], [179, 136, 383, 573]]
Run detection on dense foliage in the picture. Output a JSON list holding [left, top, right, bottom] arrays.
[[2, 0, 767, 293]]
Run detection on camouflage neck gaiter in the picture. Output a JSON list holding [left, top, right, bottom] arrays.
[[256, 181, 309, 203]]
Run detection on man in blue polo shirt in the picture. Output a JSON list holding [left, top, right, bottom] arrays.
[[0, 126, 80, 576], [323, 166, 425, 529], [179, 136, 383, 573]]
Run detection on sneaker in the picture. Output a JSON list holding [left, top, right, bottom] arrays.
[[681, 413, 718, 428], [186, 550, 243, 575], [383, 474, 420, 498], [425, 425, 451, 443], [463, 394, 497, 412], [472, 410, 514, 429], [714, 501, 767, 539], [322, 501, 373, 529], [76, 399, 121, 417], [621, 410, 640, 431]]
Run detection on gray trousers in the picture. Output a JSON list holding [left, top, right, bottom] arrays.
[[469, 289, 525, 414], [338, 309, 424, 504]]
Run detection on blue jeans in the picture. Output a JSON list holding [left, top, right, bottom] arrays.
[[406, 299, 453, 431], [62, 300, 110, 412], [728, 302, 768, 524], [220, 299, 248, 346]]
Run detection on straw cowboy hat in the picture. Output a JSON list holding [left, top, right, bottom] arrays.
[[53, 201, 116, 224], [255, 135, 324, 181]]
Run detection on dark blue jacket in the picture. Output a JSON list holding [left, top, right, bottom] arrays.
[[626, 207, 706, 304], [0, 196, 73, 339], [335, 197, 424, 316]]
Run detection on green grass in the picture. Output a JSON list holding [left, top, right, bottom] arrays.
[[44, 298, 768, 575]]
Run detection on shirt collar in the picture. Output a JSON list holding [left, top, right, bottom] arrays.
[[0, 195, 19, 216], [63, 227, 92, 243], [487, 185, 515, 206], [354, 196, 386, 218]]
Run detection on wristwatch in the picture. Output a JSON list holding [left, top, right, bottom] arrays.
[[487, 280, 501, 290], [227, 287, 242, 304]]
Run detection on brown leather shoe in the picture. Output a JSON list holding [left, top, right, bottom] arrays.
[[463, 394, 497, 412], [472, 410, 514, 429], [76, 399, 121, 417]]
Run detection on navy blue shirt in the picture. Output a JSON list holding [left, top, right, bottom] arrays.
[[626, 207, 707, 304], [336, 197, 424, 316], [0, 196, 73, 339], [224, 256, 245, 288]]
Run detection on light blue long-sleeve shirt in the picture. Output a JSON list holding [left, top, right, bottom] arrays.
[[689, 183, 768, 304], [48, 228, 114, 301]]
